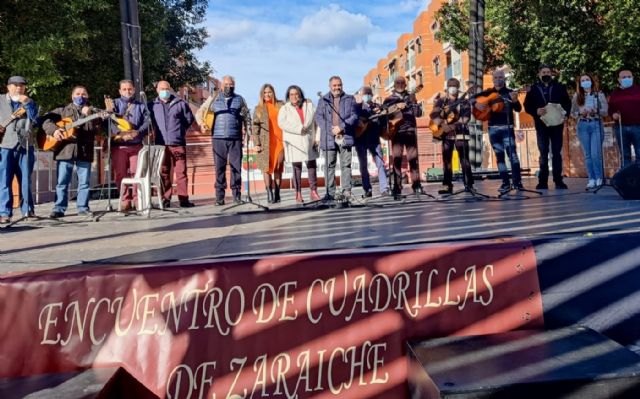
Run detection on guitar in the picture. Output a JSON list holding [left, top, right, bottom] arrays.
[[429, 92, 469, 140], [104, 95, 134, 135], [381, 84, 424, 141], [39, 113, 106, 152], [472, 88, 521, 121], [0, 107, 27, 143]]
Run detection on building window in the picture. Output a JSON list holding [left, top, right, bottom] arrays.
[[416, 37, 422, 54], [433, 57, 440, 76], [417, 71, 423, 86]]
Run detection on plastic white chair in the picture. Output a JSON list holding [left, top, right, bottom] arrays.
[[119, 145, 166, 212]]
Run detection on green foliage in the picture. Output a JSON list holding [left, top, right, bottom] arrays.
[[0, 0, 211, 110], [434, 0, 640, 90]]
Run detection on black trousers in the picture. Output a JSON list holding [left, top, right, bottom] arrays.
[[442, 138, 473, 187], [391, 131, 420, 190], [213, 138, 242, 200], [536, 124, 564, 183]]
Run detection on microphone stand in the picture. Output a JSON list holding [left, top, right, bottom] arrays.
[[224, 115, 269, 213]]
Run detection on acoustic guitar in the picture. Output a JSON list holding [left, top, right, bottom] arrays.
[[429, 93, 469, 140], [0, 107, 27, 143], [39, 113, 106, 152], [381, 84, 423, 141], [472, 88, 521, 121], [104, 96, 134, 132]]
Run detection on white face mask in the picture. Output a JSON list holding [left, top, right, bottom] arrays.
[[447, 87, 459, 96], [10, 95, 21, 102]]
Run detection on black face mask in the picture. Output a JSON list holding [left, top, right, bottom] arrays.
[[541, 75, 552, 84], [223, 87, 235, 97]]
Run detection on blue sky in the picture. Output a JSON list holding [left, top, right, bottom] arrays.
[[197, 0, 429, 108]]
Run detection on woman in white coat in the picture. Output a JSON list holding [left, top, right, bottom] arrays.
[[278, 85, 321, 203]]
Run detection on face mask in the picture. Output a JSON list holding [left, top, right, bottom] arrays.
[[362, 94, 372, 103], [72, 96, 87, 106], [447, 87, 459, 96], [159, 90, 171, 100], [621, 77, 634, 89], [223, 87, 235, 97], [121, 95, 132, 102], [541, 75, 552, 84], [580, 81, 592, 90], [10, 95, 21, 102], [494, 79, 505, 88]]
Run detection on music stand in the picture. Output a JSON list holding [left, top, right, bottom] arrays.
[[223, 126, 269, 212], [592, 113, 621, 194]]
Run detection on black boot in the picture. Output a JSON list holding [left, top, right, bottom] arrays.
[[266, 188, 274, 203], [273, 184, 281, 203]]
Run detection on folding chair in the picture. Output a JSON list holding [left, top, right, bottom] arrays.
[[119, 145, 166, 212]]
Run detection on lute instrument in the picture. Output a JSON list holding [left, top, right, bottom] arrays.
[[0, 107, 27, 143]]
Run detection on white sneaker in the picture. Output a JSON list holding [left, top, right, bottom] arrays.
[[595, 179, 603, 186], [586, 179, 596, 189]]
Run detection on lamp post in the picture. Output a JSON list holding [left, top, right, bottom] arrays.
[[119, 0, 144, 98]]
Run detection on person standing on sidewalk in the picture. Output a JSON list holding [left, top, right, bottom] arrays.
[[150, 80, 196, 208], [524, 64, 571, 190]]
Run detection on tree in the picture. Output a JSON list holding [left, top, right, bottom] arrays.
[[0, 0, 211, 110], [434, 0, 640, 90]]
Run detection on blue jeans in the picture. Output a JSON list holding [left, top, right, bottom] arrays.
[[615, 124, 640, 168], [355, 142, 388, 193], [53, 160, 92, 213], [0, 146, 35, 217], [488, 126, 521, 184], [577, 120, 604, 181]]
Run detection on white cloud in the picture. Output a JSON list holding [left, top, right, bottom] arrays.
[[208, 20, 256, 44], [295, 4, 374, 50]]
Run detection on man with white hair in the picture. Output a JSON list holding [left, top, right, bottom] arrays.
[[209, 75, 251, 205]]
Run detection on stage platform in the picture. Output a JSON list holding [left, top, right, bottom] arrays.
[[1, 176, 640, 398]]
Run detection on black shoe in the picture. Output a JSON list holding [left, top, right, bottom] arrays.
[[536, 182, 548, 190], [363, 189, 373, 198], [413, 186, 425, 195], [215, 199, 225, 206], [499, 182, 511, 193], [555, 181, 568, 189], [179, 201, 195, 208], [438, 185, 453, 195], [266, 188, 274, 204], [513, 182, 524, 191], [78, 210, 93, 217], [234, 196, 243, 205], [49, 211, 64, 219], [274, 186, 281, 203], [162, 199, 171, 208]]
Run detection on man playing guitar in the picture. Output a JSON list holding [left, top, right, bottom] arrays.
[[107, 79, 149, 212], [430, 78, 474, 194], [382, 76, 424, 196], [474, 69, 525, 193]]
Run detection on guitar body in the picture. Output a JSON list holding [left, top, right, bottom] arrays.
[[203, 111, 215, 132], [472, 91, 505, 121], [429, 119, 445, 140], [40, 117, 77, 152], [355, 116, 368, 138]]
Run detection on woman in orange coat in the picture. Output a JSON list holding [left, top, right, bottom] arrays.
[[252, 84, 285, 203]]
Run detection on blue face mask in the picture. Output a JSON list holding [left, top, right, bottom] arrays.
[[159, 90, 171, 100], [362, 94, 372, 103], [580, 80, 592, 90], [72, 96, 87, 106], [621, 77, 634, 89]]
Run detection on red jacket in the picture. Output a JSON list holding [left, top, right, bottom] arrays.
[[609, 84, 640, 125]]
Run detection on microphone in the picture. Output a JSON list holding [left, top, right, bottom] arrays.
[[317, 91, 323, 98]]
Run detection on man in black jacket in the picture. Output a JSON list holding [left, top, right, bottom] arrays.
[[524, 65, 571, 190]]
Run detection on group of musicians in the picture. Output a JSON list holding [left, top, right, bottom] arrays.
[[1, 65, 639, 223]]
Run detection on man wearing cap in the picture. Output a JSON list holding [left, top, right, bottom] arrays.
[[0, 76, 39, 224], [383, 76, 424, 196], [354, 86, 388, 197], [430, 78, 474, 194], [524, 64, 571, 190]]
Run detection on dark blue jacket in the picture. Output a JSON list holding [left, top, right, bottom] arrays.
[[314, 92, 358, 149], [211, 94, 250, 140], [112, 98, 149, 145], [354, 102, 382, 148], [150, 95, 194, 146]]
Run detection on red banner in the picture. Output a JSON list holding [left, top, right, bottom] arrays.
[[0, 240, 542, 398]]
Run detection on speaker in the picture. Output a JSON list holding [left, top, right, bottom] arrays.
[[612, 163, 640, 200]]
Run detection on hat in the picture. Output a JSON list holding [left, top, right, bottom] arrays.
[[360, 86, 373, 95], [7, 76, 27, 85], [447, 78, 461, 87], [394, 76, 407, 85]]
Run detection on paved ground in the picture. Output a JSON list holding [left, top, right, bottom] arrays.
[[1, 177, 639, 275]]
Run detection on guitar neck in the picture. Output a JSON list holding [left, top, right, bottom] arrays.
[[63, 113, 102, 130]]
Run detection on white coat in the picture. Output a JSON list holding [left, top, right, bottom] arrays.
[[278, 100, 319, 163]]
